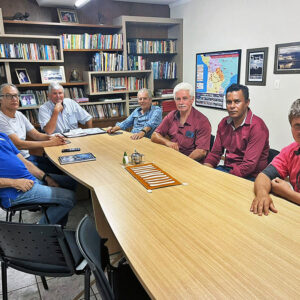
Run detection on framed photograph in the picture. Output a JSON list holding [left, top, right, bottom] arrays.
[[40, 66, 66, 84], [195, 49, 241, 110], [15, 68, 31, 84], [245, 47, 268, 86], [19, 94, 37, 107], [57, 8, 78, 24], [274, 42, 300, 74]]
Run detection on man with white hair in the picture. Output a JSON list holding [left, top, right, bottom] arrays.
[[38, 82, 93, 134], [251, 98, 300, 216], [151, 82, 211, 162]]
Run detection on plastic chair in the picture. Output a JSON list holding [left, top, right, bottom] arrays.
[[0, 220, 90, 300], [0, 201, 57, 223], [210, 134, 215, 151], [268, 148, 280, 164], [76, 215, 114, 300]]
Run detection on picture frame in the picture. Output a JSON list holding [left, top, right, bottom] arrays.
[[245, 47, 268, 86], [19, 94, 37, 107], [57, 8, 78, 24], [274, 42, 300, 74], [15, 68, 31, 84], [40, 66, 66, 84], [195, 49, 241, 110]]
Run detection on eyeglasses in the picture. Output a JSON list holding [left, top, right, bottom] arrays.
[[0, 94, 20, 100]]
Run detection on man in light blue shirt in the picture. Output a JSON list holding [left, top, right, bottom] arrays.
[[107, 88, 162, 139], [38, 82, 92, 134]]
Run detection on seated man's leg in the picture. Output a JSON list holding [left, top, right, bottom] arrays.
[[216, 165, 232, 173], [27, 155, 62, 174], [11, 183, 76, 226], [49, 174, 77, 191]]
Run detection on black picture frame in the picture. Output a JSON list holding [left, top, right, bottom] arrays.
[[274, 42, 300, 74], [195, 49, 241, 110], [245, 47, 268, 86], [57, 8, 79, 24]]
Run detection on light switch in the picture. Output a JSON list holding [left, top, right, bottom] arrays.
[[274, 79, 280, 89]]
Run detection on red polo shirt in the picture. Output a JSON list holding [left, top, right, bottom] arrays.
[[205, 109, 269, 178], [155, 107, 211, 157], [270, 142, 300, 192]]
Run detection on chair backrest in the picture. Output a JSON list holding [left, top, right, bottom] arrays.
[[0, 220, 76, 276], [76, 215, 114, 300], [210, 134, 215, 151], [268, 148, 280, 164]]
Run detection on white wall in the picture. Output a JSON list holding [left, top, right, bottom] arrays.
[[170, 0, 300, 150]]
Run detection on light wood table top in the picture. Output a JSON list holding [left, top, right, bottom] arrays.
[[45, 132, 300, 299]]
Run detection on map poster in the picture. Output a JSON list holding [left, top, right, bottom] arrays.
[[195, 49, 241, 110]]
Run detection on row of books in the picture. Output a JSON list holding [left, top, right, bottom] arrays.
[[91, 52, 124, 71], [0, 43, 59, 60], [22, 109, 39, 124], [91, 76, 147, 93], [84, 103, 125, 119], [127, 55, 146, 71], [61, 33, 123, 50], [21, 87, 85, 105], [127, 39, 176, 54], [151, 61, 177, 79]]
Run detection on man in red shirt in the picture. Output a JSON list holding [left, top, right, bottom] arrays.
[[251, 98, 300, 216], [204, 84, 269, 180], [151, 82, 211, 162]]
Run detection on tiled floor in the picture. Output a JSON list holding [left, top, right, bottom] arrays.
[[0, 197, 102, 300]]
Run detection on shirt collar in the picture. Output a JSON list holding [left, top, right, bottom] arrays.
[[174, 107, 194, 125], [294, 147, 300, 155], [226, 108, 253, 128]]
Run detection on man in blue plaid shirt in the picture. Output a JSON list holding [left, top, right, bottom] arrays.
[[107, 88, 162, 139]]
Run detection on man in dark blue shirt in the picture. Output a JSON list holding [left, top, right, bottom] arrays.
[[0, 132, 76, 225]]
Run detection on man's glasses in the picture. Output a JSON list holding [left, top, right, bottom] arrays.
[[0, 94, 20, 100]]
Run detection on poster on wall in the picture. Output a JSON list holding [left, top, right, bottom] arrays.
[[195, 49, 241, 110]]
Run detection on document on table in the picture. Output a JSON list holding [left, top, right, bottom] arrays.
[[63, 128, 106, 138]]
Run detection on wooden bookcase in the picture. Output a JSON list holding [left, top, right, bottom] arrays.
[[0, 9, 182, 127]]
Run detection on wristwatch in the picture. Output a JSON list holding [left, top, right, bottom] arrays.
[[141, 129, 147, 135], [42, 173, 49, 182]]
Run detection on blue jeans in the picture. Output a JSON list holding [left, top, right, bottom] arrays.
[[27, 155, 62, 174], [216, 165, 255, 181], [11, 174, 77, 226]]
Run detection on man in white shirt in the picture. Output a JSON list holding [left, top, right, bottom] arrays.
[[38, 82, 93, 134], [0, 83, 66, 173]]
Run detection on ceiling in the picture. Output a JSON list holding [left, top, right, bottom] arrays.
[[36, 0, 181, 7]]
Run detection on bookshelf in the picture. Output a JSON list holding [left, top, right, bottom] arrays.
[[0, 9, 182, 126], [114, 15, 183, 95]]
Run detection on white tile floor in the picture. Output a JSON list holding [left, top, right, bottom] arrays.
[[0, 197, 102, 300]]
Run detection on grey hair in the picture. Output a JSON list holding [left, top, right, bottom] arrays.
[[48, 82, 64, 94], [173, 82, 194, 99], [137, 88, 152, 100], [0, 83, 18, 96], [288, 99, 300, 124]]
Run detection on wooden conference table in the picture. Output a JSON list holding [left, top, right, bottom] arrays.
[[45, 132, 300, 299]]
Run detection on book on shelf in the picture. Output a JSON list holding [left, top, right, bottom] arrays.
[[151, 61, 176, 79], [127, 39, 176, 54], [84, 103, 125, 119], [91, 76, 147, 93], [91, 52, 124, 71], [128, 55, 146, 71], [0, 43, 58, 60], [61, 33, 123, 50], [74, 98, 89, 103]]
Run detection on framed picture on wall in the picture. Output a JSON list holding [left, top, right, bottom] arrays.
[[274, 41, 300, 74], [245, 47, 268, 86], [15, 68, 31, 84], [40, 66, 66, 84], [57, 8, 78, 24], [19, 94, 37, 107], [195, 49, 241, 110]]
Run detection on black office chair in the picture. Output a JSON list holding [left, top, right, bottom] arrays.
[[210, 134, 215, 151], [0, 220, 90, 300], [0, 200, 57, 223], [268, 148, 280, 164], [76, 215, 114, 300]]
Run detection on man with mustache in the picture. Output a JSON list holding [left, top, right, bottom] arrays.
[[251, 98, 300, 215], [204, 83, 269, 180], [151, 82, 211, 162]]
